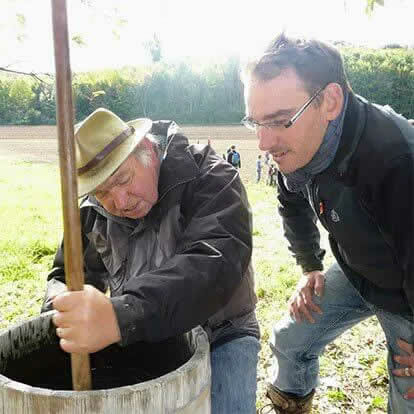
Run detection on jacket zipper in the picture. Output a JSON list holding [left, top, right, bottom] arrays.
[[311, 179, 329, 230]]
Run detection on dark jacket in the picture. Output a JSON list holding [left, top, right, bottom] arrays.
[[227, 150, 233, 164], [42, 121, 258, 347], [277, 93, 414, 319]]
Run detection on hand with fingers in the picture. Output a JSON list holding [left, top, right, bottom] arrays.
[[288, 270, 324, 324], [52, 284, 121, 354], [392, 338, 414, 399]]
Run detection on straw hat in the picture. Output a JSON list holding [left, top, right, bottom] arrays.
[[75, 108, 152, 197]]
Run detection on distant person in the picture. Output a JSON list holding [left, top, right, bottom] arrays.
[[242, 32, 414, 413], [266, 164, 276, 186], [229, 145, 241, 169], [256, 155, 263, 183], [226, 147, 233, 164], [264, 151, 270, 166], [41, 108, 260, 413], [270, 164, 277, 186]]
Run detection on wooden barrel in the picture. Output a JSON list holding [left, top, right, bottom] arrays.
[[0, 311, 211, 413]]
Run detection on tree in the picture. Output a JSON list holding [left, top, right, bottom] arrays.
[[365, 0, 385, 15], [0, 0, 128, 77]]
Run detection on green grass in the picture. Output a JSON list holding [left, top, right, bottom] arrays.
[[0, 161, 62, 329], [0, 163, 387, 413]]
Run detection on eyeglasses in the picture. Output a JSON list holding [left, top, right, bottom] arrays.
[[241, 85, 326, 131]]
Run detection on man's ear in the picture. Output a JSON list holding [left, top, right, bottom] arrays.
[[142, 136, 160, 166], [141, 136, 152, 149], [322, 83, 344, 121], [142, 136, 156, 154]]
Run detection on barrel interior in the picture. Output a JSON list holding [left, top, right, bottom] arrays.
[[0, 318, 194, 391]]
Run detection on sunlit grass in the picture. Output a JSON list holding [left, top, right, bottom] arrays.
[[0, 161, 62, 329]]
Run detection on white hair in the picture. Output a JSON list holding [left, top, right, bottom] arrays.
[[131, 133, 160, 166]]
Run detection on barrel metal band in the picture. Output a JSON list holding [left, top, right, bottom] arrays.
[[77, 126, 135, 176]]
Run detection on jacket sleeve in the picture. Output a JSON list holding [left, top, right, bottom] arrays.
[[40, 208, 109, 312], [375, 155, 414, 319], [111, 150, 253, 345], [277, 172, 325, 272]]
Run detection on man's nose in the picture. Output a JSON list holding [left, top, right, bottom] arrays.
[[111, 189, 128, 210], [257, 127, 277, 152]]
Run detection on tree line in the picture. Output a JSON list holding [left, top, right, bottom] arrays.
[[0, 48, 413, 126]]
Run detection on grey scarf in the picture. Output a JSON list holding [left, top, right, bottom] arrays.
[[283, 92, 348, 193]]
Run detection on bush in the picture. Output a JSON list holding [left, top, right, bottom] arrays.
[[343, 48, 414, 118]]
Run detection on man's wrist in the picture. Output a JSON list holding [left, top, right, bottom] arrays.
[[301, 262, 323, 274]]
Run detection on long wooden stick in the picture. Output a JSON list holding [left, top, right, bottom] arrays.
[[51, 0, 92, 391]]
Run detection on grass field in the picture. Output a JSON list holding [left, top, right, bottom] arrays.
[[0, 126, 388, 413]]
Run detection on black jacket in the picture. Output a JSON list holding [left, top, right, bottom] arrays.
[[277, 93, 414, 319], [42, 121, 258, 346]]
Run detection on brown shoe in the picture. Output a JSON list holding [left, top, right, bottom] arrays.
[[263, 383, 315, 413]]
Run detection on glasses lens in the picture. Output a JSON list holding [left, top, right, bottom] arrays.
[[241, 118, 256, 131]]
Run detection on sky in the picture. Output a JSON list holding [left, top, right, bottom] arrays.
[[1, 0, 414, 73]]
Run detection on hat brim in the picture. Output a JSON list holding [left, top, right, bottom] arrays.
[[77, 118, 152, 197]]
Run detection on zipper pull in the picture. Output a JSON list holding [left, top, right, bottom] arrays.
[[319, 201, 325, 215]]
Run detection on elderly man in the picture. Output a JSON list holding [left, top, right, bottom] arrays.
[[242, 33, 414, 413], [42, 108, 259, 413]]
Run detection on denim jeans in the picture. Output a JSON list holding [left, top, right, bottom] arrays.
[[270, 262, 414, 413], [211, 335, 260, 414]]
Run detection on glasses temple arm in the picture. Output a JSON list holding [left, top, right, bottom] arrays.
[[285, 86, 325, 128]]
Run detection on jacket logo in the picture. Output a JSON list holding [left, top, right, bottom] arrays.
[[330, 209, 340, 222]]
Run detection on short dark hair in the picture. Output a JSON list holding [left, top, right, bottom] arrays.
[[242, 32, 351, 98]]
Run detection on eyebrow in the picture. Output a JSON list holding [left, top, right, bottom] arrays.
[[262, 108, 296, 121], [93, 169, 128, 196]]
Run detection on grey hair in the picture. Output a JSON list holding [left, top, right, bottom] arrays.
[[131, 133, 160, 166]]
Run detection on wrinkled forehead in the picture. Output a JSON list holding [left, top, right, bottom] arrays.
[[93, 155, 132, 193]]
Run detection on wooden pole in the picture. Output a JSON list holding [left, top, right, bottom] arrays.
[[51, 0, 92, 391]]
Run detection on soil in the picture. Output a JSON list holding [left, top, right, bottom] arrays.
[[0, 124, 262, 182]]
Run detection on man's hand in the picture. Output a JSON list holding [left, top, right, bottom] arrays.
[[52, 284, 121, 354], [392, 339, 414, 399], [288, 270, 325, 323]]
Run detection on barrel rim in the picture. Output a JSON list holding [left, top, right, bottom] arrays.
[[0, 311, 210, 396]]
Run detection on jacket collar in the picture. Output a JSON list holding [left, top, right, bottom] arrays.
[[157, 132, 199, 202], [325, 92, 367, 179]]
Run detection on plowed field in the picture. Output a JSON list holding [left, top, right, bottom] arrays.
[[0, 125, 262, 183]]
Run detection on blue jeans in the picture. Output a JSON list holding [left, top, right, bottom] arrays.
[[211, 335, 260, 414], [270, 262, 414, 413]]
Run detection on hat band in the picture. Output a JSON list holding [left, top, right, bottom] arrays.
[[77, 126, 136, 176]]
